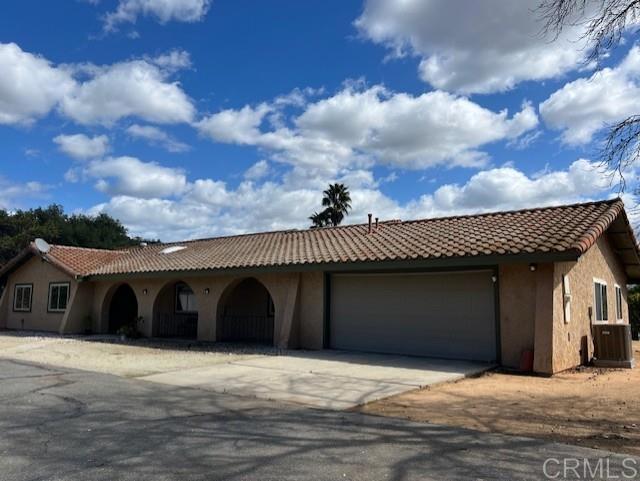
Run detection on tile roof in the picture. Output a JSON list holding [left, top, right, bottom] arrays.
[[45, 245, 127, 277], [2, 199, 635, 281], [83, 198, 637, 277]]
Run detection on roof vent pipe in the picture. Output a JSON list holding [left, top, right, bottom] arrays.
[[368, 213, 372, 234], [375, 217, 379, 230]]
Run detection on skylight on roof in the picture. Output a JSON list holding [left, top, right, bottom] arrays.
[[160, 246, 187, 255]]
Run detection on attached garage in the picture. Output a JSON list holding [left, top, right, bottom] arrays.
[[329, 270, 498, 362]]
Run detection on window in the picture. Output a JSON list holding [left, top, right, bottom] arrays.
[[48, 283, 70, 312], [615, 285, 623, 322], [13, 284, 32, 312], [175, 283, 197, 313], [593, 280, 608, 322]]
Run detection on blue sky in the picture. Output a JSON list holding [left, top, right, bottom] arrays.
[[0, 0, 638, 240]]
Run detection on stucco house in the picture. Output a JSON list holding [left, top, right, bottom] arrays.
[[1, 198, 638, 375]]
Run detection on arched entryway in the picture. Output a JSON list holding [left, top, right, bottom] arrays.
[[217, 278, 275, 344], [152, 280, 198, 338], [108, 284, 138, 334]]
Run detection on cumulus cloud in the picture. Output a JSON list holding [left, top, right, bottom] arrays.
[[196, 85, 538, 172], [60, 59, 195, 125], [0, 178, 50, 209], [540, 45, 640, 145], [421, 159, 612, 214], [147, 49, 192, 72], [196, 104, 272, 144], [126, 124, 190, 152], [0, 43, 75, 125], [0, 42, 194, 128], [244, 160, 271, 180], [86, 158, 617, 241], [83, 156, 188, 198], [355, 0, 590, 94], [53, 133, 110, 160], [104, 0, 211, 31]]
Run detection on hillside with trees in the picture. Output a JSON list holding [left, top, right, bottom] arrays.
[[0, 204, 155, 266]]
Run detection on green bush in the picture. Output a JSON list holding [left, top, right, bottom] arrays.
[[116, 324, 141, 339]]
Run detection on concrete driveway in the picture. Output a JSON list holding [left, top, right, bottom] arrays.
[[2, 359, 635, 481], [141, 350, 491, 409]]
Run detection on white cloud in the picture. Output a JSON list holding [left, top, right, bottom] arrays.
[[84, 156, 188, 198], [0, 42, 195, 128], [540, 46, 640, 145], [355, 0, 590, 93], [196, 103, 271, 144], [86, 158, 617, 241], [0, 43, 75, 125], [60, 59, 195, 125], [126, 124, 190, 152], [104, 0, 211, 31], [244, 160, 270, 180], [147, 49, 192, 72], [54, 133, 110, 160], [197, 85, 538, 171], [422, 159, 612, 214], [0, 178, 50, 209]]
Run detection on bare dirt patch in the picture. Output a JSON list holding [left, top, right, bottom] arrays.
[[0, 331, 277, 378], [358, 342, 640, 456]]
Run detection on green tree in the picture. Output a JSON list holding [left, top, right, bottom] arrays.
[[309, 183, 352, 228], [0, 204, 156, 266], [309, 210, 330, 228]]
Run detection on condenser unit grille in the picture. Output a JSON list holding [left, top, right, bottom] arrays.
[[592, 324, 635, 369]]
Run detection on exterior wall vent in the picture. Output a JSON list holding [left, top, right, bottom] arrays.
[[592, 324, 635, 368]]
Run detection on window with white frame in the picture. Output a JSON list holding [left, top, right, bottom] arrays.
[[593, 280, 608, 322], [48, 283, 69, 312], [175, 283, 197, 313], [13, 284, 32, 312], [615, 285, 623, 322]]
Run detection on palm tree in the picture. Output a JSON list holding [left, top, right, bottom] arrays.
[[309, 183, 352, 228], [309, 210, 330, 228], [322, 183, 352, 226]]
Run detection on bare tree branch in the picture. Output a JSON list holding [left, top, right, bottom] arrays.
[[538, 0, 640, 196], [538, 0, 640, 65]]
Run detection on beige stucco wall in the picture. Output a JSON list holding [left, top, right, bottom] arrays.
[[498, 262, 555, 373], [552, 234, 629, 373], [60, 282, 95, 334], [498, 263, 536, 369], [2, 256, 76, 332], [498, 233, 630, 375], [89, 270, 325, 349]]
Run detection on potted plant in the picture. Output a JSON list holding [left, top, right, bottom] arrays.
[[116, 323, 141, 341]]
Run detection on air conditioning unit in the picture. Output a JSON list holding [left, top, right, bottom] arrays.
[[592, 324, 635, 368]]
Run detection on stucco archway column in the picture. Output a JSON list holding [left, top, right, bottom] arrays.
[[185, 277, 224, 342]]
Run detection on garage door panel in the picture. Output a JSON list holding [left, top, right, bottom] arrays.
[[330, 271, 496, 361]]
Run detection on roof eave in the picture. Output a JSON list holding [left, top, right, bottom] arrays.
[[83, 249, 581, 281]]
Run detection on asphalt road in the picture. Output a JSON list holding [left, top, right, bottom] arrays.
[[0, 359, 637, 481]]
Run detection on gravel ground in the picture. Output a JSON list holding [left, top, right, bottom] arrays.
[[0, 330, 280, 378]]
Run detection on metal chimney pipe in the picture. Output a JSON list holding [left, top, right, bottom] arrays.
[[368, 213, 372, 234], [375, 217, 379, 230]]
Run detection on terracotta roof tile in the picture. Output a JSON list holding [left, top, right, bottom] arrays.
[[82, 198, 633, 277], [45, 245, 127, 277]]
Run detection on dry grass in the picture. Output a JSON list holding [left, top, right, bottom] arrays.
[[358, 342, 640, 456]]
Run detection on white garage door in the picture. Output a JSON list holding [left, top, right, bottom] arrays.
[[330, 270, 497, 362]]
